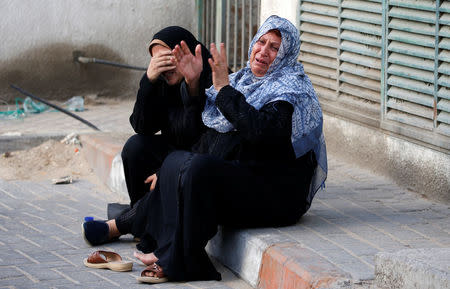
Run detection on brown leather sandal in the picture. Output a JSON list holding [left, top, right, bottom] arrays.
[[83, 250, 132, 272], [137, 263, 168, 284]]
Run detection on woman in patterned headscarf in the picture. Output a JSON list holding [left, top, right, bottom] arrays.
[[82, 15, 327, 284]]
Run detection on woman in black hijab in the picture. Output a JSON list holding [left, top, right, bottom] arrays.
[[121, 26, 212, 207]]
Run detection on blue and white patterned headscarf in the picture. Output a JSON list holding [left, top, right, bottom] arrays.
[[203, 15, 327, 203]]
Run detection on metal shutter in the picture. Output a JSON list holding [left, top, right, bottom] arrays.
[[383, 0, 450, 148], [339, 0, 383, 125], [299, 0, 340, 102], [438, 2, 450, 137], [299, 0, 383, 127]]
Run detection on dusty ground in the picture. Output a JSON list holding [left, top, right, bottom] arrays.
[[1, 138, 99, 184]]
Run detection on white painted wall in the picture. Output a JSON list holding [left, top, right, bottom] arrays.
[[260, 0, 298, 27], [0, 0, 197, 101]]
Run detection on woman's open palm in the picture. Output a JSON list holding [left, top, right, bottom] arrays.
[[173, 41, 203, 85]]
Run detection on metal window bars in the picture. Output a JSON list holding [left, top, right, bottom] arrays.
[[197, 0, 261, 72]]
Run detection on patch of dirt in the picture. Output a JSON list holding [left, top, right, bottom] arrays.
[[0, 139, 93, 182]]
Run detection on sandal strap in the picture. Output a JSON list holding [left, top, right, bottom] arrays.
[[141, 263, 165, 278], [87, 250, 121, 264]]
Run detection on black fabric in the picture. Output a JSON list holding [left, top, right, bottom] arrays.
[[119, 85, 318, 281], [192, 85, 296, 162], [121, 134, 172, 206], [115, 202, 138, 234], [107, 203, 131, 220], [130, 150, 315, 281], [129, 75, 209, 149]]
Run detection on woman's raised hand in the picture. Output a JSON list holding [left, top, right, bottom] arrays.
[[173, 41, 203, 92], [146, 50, 176, 83], [208, 43, 229, 92]]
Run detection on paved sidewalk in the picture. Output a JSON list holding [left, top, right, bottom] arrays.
[[0, 100, 134, 136], [1, 99, 449, 288], [0, 178, 251, 289]]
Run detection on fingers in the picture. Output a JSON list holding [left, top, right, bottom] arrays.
[[150, 177, 157, 191], [144, 174, 155, 184], [180, 41, 192, 56], [150, 56, 176, 74], [152, 50, 172, 57], [209, 43, 228, 68], [208, 58, 215, 71], [194, 44, 202, 60], [144, 174, 157, 190], [152, 54, 175, 67], [172, 45, 182, 62], [147, 51, 176, 81], [209, 43, 219, 63], [220, 43, 227, 63]]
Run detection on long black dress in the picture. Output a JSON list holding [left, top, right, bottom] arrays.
[[125, 85, 317, 281]]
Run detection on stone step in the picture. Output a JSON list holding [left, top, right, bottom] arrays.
[[375, 248, 450, 289]]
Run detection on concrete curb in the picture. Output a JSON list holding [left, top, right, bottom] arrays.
[[79, 133, 128, 199], [259, 243, 351, 289], [375, 248, 450, 289], [79, 133, 354, 289]]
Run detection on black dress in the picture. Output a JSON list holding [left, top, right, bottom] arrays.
[[127, 85, 317, 281]]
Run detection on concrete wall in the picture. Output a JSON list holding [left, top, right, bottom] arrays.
[[259, 0, 298, 27], [324, 114, 450, 204], [0, 0, 197, 101]]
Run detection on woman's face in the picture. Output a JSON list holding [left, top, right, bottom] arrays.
[[151, 45, 184, 85], [249, 30, 281, 77]]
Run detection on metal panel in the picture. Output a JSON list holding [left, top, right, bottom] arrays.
[[389, 18, 435, 36], [389, 0, 436, 11], [437, 4, 450, 136], [299, 0, 339, 101], [337, 0, 382, 118], [389, 7, 435, 23], [384, 2, 437, 134]]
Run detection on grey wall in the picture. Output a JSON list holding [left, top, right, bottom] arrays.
[[0, 0, 197, 101], [324, 113, 450, 204]]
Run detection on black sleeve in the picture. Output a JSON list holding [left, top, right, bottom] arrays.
[[162, 81, 207, 148], [215, 85, 294, 143], [129, 74, 164, 135]]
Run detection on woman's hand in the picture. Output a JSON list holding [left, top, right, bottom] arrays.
[[144, 173, 158, 191], [146, 50, 176, 83], [208, 43, 229, 92], [173, 41, 203, 95]]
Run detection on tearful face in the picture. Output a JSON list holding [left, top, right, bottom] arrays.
[[249, 30, 281, 77]]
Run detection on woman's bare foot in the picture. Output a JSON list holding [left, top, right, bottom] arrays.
[[134, 252, 158, 265], [106, 220, 121, 239], [141, 263, 165, 278]]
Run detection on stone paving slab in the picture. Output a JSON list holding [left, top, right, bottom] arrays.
[[0, 179, 252, 289]]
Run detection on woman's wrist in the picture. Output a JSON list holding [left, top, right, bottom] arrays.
[[185, 77, 200, 96]]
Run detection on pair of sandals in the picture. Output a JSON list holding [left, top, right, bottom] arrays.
[[83, 250, 168, 284]]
